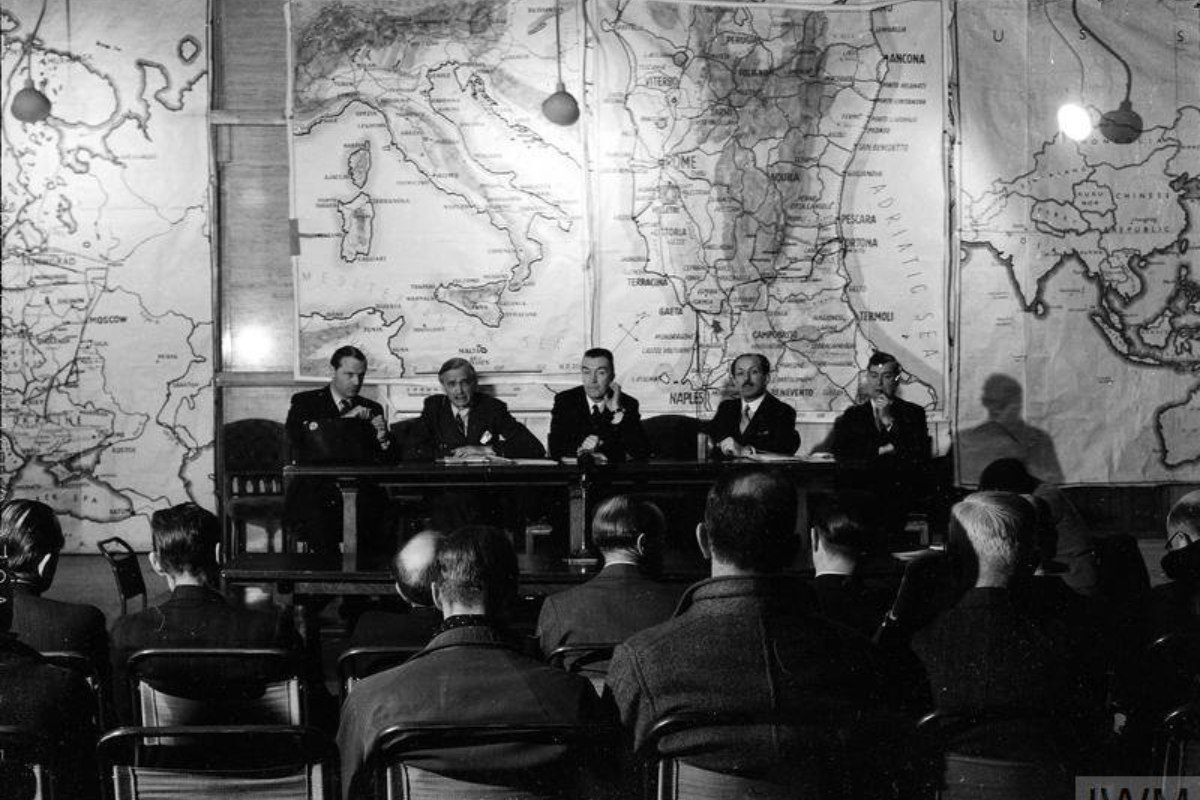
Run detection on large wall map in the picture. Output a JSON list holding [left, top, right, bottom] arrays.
[[955, 0, 1199, 484], [288, 0, 949, 419], [1, 0, 212, 549]]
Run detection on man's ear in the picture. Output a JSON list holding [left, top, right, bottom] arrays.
[[695, 523, 712, 561], [430, 580, 443, 610], [635, 533, 647, 556], [36, 552, 54, 577], [810, 527, 820, 555], [148, 551, 166, 578]]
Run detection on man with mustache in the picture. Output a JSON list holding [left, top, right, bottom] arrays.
[[706, 352, 800, 457]]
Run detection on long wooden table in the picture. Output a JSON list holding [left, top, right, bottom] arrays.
[[280, 458, 840, 571]]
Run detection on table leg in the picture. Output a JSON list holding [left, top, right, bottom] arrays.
[[338, 478, 359, 572], [568, 477, 588, 554]]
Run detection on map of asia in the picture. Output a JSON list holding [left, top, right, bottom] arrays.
[[1, 0, 212, 548]]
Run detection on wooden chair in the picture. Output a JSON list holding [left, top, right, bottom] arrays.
[[96, 538, 147, 617], [336, 645, 423, 703], [0, 726, 54, 800], [97, 725, 336, 800], [916, 710, 1075, 800], [126, 648, 306, 729], [369, 722, 612, 800], [223, 418, 289, 554]]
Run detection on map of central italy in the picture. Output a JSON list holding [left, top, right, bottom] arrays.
[[288, 0, 949, 418]]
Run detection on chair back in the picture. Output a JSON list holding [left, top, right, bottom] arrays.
[[1154, 702, 1200, 781], [917, 710, 1075, 800], [42, 650, 107, 729], [97, 538, 147, 616], [97, 725, 335, 800], [642, 415, 703, 460], [222, 419, 289, 554], [337, 645, 423, 703], [546, 643, 616, 693], [372, 723, 607, 800], [0, 726, 54, 800], [128, 648, 304, 729]]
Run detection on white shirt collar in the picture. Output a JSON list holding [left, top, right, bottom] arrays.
[[330, 386, 352, 408], [743, 394, 765, 416]]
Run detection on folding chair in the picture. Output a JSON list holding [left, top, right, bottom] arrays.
[[546, 642, 616, 693], [336, 645, 423, 703], [0, 726, 54, 800], [1153, 702, 1200, 779], [42, 650, 107, 729], [97, 725, 336, 800], [96, 538, 147, 617], [126, 648, 306, 728]]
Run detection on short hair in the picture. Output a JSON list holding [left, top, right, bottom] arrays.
[[330, 345, 367, 369], [151, 503, 220, 578], [1167, 490, 1200, 538], [867, 351, 899, 370], [437, 357, 476, 379], [980, 374, 1022, 411], [0, 500, 64, 575], [810, 492, 878, 559], [730, 353, 770, 376], [978, 458, 1040, 494], [950, 491, 1035, 581], [703, 471, 798, 572], [435, 525, 518, 613], [582, 348, 614, 369], [393, 530, 444, 607], [591, 495, 666, 553]]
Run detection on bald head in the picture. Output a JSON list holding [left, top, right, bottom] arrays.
[[393, 530, 443, 607], [1167, 490, 1200, 550]]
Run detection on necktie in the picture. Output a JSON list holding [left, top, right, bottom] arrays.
[[338, 398, 351, 414], [739, 404, 751, 434], [591, 404, 603, 426], [455, 412, 466, 437]]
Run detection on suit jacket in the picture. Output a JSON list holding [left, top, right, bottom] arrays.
[[706, 393, 800, 455], [607, 575, 898, 784], [284, 386, 393, 463], [537, 563, 681, 659], [548, 386, 651, 462], [10, 583, 109, 677], [810, 573, 895, 639], [829, 396, 930, 465], [109, 585, 301, 723], [412, 393, 545, 460], [0, 635, 99, 799], [337, 619, 610, 799]]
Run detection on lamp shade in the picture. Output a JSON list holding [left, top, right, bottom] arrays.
[[11, 79, 51, 123], [542, 82, 579, 126]]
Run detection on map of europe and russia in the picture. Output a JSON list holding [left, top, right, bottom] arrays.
[[290, 0, 1199, 485], [1, 0, 212, 549]]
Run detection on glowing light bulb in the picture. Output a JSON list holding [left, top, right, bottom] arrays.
[[232, 325, 274, 367], [1057, 104, 1092, 141]]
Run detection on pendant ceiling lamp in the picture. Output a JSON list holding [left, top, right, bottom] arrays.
[[542, 0, 579, 126], [1071, 0, 1141, 144], [9, 0, 53, 124]]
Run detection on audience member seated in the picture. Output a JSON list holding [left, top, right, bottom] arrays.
[[109, 503, 305, 724], [0, 499, 109, 677], [337, 525, 612, 799], [909, 491, 1105, 769], [1, 565, 99, 799], [807, 493, 897, 638], [1153, 489, 1200, 636], [606, 471, 904, 794], [979, 458, 1099, 596], [536, 496, 680, 673], [345, 530, 444, 658]]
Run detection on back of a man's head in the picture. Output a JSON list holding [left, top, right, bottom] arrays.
[[810, 492, 878, 563], [393, 530, 444, 607], [592, 495, 665, 562], [950, 491, 1036, 587], [435, 526, 518, 616], [1167, 490, 1200, 541], [703, 471, 798, 573], [0, 499, 64, 577], [151, 503, 220, 579]]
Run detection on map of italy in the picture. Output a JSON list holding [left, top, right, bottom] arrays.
[[288, 0, 949, 418], [1, 0, 212, 548]]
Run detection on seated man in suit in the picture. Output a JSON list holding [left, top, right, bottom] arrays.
[[1154, 489, 1200, 634], [345, 529, 444, 658], [706, 353, 800, 457], [413, 358, 545, 460], [537, 496, 681, 674], [808, 493, 897, 638], [283, 344, 394, 557], [0, 499, 109, 677], [337, 526, 611, 798], [1, 571, 100, 800], [548, 347, 650, 463], [829, 351, 931, 537], [607, 471, 902, 792], [109, 503, 304, 724], [909, 491, 1104, 767]]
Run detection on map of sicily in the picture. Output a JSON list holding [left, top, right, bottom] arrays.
[[288, 0, 949, 416]]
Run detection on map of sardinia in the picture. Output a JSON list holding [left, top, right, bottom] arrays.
[[1, 1, 212, 548], [956, 0, 1199, 483], [288, 0, 949, 418]]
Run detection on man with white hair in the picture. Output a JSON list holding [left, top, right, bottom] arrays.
[[1152, 489, 1200, 634]]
